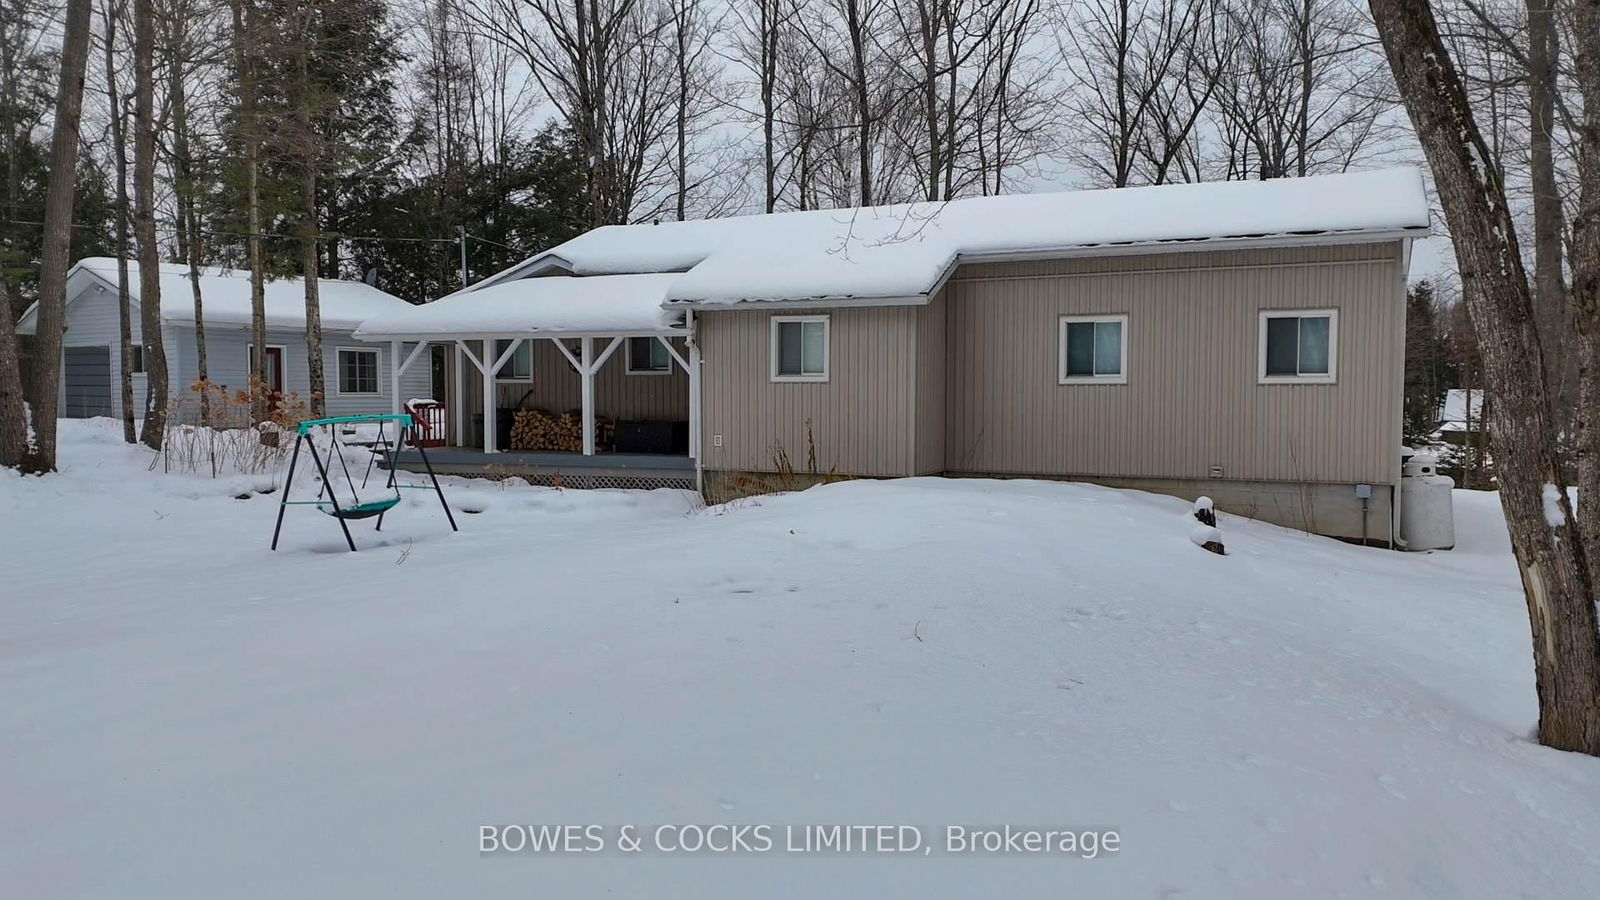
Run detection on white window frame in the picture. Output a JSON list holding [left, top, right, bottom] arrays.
[[770, 315, 830, 383], [626, 336, 674, 376], [1258, 308, 1338, 385], [334, 346, 381, 396], [492, 338, 534, 383], [128, 344, 146, 374], [1058, 314, 1129, 385], [246, 343, 289, 391]]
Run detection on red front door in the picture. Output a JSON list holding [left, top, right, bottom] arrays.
[[252, 345, 285, 406], [264, 347, 284, 392]]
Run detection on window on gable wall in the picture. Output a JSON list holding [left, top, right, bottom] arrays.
[[771, 316, 828, 381], [1259, 310, 1337, 383], [1059, 315, 1127, 383]]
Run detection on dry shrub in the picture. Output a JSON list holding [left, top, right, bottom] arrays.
[[155, 379, 314, 477], [706, 419, 852, 504]]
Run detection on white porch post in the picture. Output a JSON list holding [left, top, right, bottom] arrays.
[[481, 339, 497, 454], [476, 338, 527, 455], [686, 313, 701, 461], [580, 336, 595, 456], [452, 343, 464, 445], [390, 340, 402, 417]]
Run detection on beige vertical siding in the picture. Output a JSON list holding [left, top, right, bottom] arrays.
[[455, 337, 689, 426], [914, 297, 947, 474], [944, 242, 1404, 484], [697, 306, 918, 477]]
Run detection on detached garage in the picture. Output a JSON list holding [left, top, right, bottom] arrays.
[[14, 258, 425, 423]]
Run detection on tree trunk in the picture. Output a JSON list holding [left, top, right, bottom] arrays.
[[0, 279, 36, 470], [760, 1, 776, 213], [104, 0, 136, 444], [1527, 0, 1567, 425], [1370, 0, 1600, 755], [1569, 0, 1600, 597], [302, 171, 325, 418], [29, 0, 95, 469], [231, 0, 269, 425], [296, 16, 325, 418], [134, 0, 168, 450], [171, 51, 209, 425]]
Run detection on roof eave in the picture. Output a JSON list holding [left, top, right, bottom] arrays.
[[954, 225, 1430, 266], [664, 226, 1426, 310], [352, 326, 691, 342], [668, 293, 932, 310]]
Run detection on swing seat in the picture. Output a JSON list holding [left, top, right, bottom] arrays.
[[324, 496, 402, 520]]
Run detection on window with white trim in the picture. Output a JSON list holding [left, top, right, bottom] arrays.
[[771, 316, 829, 381], [129, 345, 146, 374], [1259, 310, 1337, 383], [1058, 315, 1127, 383], [494, 338, 532, 381], [337, 347, 379, 395], [628, 336, 672, 374]]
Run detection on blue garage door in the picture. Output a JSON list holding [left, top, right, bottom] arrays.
[[63, 346, 113, 418]]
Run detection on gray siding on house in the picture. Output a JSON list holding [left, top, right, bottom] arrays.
[[914, 297, 946, 475], [697, 306, 919, 477], [166, 327, 431, 424], [943, 242, 1405, 485], [693, 240, 1406, 540]]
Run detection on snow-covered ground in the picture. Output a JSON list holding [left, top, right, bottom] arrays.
[[4, 419, 1600, 898]]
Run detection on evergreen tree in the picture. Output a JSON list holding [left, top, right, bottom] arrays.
[[342, 123, 589, 303], [1401, 280, 1455, 444]]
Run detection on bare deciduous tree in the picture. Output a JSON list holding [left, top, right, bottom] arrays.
[[28, 0, 96, 467], [1371, 0, 1600, 755], [98, 0, 137, 442], [135, 0, 171, 449]]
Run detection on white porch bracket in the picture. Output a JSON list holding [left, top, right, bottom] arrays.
[[390, 339, 431, 417], [656, 335, 689, 374], [451, 338, 523, 455], [551, 336, 582, 372]]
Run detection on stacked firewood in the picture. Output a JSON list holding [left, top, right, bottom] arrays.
[[510, 409, 613, 452]]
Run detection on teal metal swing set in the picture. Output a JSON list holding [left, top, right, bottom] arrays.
[[270, 414, 458, 552]]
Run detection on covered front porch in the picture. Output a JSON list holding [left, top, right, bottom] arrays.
[[353, 272, 699, 487]]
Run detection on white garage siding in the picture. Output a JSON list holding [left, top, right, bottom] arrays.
[[168, 327, 433, 424], [46, 269, 430, 425]]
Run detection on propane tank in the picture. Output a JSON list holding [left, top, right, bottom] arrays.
[[1401, 450, 1455, 550]]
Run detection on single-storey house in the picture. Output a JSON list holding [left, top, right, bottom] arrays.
[[353, 168, 1428, 543], [15, 258, 428, 423], [1435, 388, 1485, 445]]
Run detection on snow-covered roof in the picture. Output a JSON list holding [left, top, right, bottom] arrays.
[[1439, 388, 1485, 430], [469, 168, 1431, 307], [353, 274, 683, 339], [16, 258, 415, 333]]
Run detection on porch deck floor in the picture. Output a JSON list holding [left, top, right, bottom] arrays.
[[392, 447, 693, 473]]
